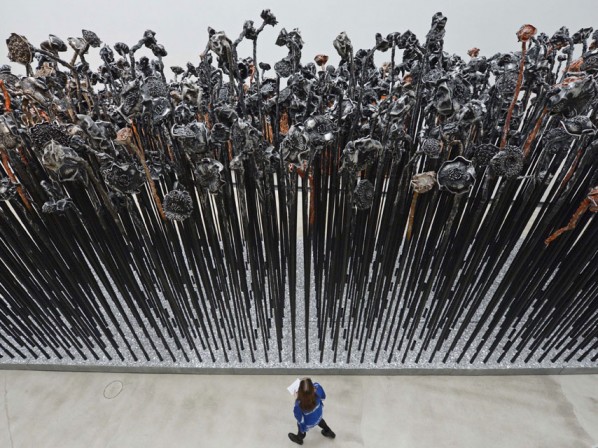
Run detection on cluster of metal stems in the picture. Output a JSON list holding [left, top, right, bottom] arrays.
[[0, 11, 597, 366]]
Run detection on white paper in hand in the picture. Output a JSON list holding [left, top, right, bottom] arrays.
[[287, 378, 301, 395]]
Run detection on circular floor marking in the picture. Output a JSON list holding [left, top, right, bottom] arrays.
[[103, 380, 124, 399]]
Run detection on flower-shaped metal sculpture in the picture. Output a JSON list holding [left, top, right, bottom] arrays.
[[489, 146, 524, 178], [254, 144, 279, 177], [274, 57, 293, 78], [148, 97, 172, 125], [20, 77, 55, 107], [146, 149, 169, 180], [407, 171, 437, 240], [517, 24, 537, 42], [260, 9, 278, 26], [195, 158, 225, 194], [333, 32, 353, 62], [432, 81, 456, 116], [82, 29, 102, 48], [77, 115, 116, 144], [209, 31, 232, 59], [42, 197, 77, 214], [171, 121, 210, 162], [142, 76, 169, 98], [495, 71, 518, 98], [6, 33, 33, 66], [68, 37, 88, 54], [120, 81, 142, 116], [561, 115, 596, 136], [411, 172, 437, 194], [420, 137, 442, 159], [0, 116, 20, 150], [0, 177, 17, 201], [99, 45, 114, 64], [214, 105, 238, 127], [231, 119, 261, 155], [41, 141, 88, 184], [546, 77, 597, 117], [456, 99, 487, 126], [210, 123, 231, 144], [229, 153, 245, 172], [542, 127, 574, 154], [340, 137, 381, 174], [471, 143, 499, 167], [101, 162, 145, 195], [163, 189, 193, 221], [39, 180, 76, 214], [0, 65, 19, 90], [581, 50, 598, 73], [173, 104, 195, 125], [280, 126, 309, 166], [114, 42, 129, 56], [41, 34, 67, 53], [115, 127, 134, 147], [314, 54, 328, 68], [353, 179, 375, 210], [275, 28, 303, 66], [437, 156, 476, 194], [304, 115, 334, 149]]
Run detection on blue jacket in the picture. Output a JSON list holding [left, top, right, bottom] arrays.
[[293, 382, 326, 433]]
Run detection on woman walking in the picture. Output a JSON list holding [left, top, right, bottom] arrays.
[[288, 378, 336, 445]]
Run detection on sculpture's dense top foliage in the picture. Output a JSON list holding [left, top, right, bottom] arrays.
[[0, 11, 596, 213]]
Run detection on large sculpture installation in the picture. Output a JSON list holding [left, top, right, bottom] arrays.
[[0, 12, 596, 370]]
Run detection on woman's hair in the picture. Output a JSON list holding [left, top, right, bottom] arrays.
[[297, 378, 317, 411]]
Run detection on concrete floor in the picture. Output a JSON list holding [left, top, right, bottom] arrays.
[[0, 370, 597, 448]]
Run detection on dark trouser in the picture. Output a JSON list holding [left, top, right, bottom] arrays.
[[296, 418, 332, 439]]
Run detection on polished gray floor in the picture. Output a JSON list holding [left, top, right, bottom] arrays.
[[0, 370, 596, 448]]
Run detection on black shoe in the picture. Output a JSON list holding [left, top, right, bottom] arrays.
[[288, 433, 304, 445], [321, 428, 336, 439]]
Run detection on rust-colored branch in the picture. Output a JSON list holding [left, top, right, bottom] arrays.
[[264, 120, 274, 144], [500, 40, 527, 148], [406, 192, 419, 241], [131, 123, 166, 220], [0, 80, 30, 208], [522, 107, 548, 158], [1, 148, 31, 210], [559, 148, 583, 192], [279, 110, 289, 135], [0, 80, 11, 112], [16, 147, 29, 166], [545, 198, 590, 246]]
